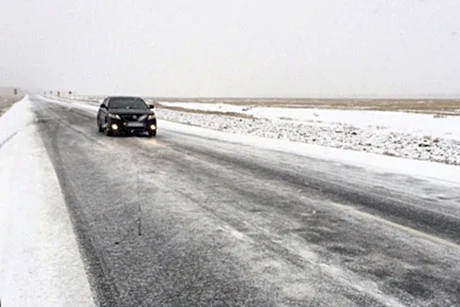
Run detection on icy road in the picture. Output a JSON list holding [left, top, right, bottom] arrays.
[[2, 96, 460, 306]]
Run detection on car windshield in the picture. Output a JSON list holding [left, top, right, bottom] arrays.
[[109, 98, 147, 109]]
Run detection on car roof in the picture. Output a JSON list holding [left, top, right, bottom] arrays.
[[107, 96, 144, 100]]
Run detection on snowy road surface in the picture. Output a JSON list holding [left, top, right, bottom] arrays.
[[2, 96, 459, 306]]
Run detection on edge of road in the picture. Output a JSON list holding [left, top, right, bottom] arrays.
[[0, 96, 95, 306], [0, 95, 24, 117]]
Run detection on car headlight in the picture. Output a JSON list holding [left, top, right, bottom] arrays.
[[147, 114, 156, 120], [108, 113, 121, 119]]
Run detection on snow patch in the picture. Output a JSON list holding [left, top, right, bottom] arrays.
[[0, 96, 35, 148], [39, 95, 99, 114], [0, 97, 95, 306], [157, 108, 460, 165], [160, 101, 460, 141]]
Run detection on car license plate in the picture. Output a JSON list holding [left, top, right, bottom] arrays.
[[126, 122, 144, 128]]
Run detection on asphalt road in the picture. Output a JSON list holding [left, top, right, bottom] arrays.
[[31, 96, 460, 307]]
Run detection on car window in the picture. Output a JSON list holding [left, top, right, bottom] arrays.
[[109, 98, 148, 109]]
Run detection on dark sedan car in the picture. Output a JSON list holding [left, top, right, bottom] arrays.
[[97, 96, 157, 137]]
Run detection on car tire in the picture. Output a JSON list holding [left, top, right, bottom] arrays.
[[104, 126, 113, 136], [97, 121, 104, 133], [148, 130, 156, 137]]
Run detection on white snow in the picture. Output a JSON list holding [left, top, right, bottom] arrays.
[[40, 95, 99, 113], [0, 96, 95, 306], [160, 102, 460, 140], [0, 98, 35, 148], [157, 102, 460, 165], [159, 102, 249, 114]]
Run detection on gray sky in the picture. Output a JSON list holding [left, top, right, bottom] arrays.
[[1, 0, 459, 97]]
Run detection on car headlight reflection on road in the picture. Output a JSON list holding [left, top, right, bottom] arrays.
[[108, 113, 121, 119]]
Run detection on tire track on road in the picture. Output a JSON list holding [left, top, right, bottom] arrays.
[[34, 113, 120, 307], [157, 131, 460, 246]]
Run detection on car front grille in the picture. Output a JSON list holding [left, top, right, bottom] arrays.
[[121, 114, 147, 122]]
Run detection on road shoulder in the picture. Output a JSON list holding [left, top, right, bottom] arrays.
[[0, 97, 95, 306], [0, 95, 24, 117]]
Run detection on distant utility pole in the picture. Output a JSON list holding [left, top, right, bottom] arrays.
[[13, 88, 18, 95]]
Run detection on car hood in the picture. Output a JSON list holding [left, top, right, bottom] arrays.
[[108, 108, 153, 115]]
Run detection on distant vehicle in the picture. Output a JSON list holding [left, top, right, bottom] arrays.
[[97, 96, 157, 137]]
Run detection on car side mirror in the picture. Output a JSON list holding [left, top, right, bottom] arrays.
[[100, 103, 107, 109], [148, 104, 155, 109]]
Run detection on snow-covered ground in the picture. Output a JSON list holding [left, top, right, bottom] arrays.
[[0, 96, 94, 306], [158, 102, 460, 165], [159, 102, 460, 139]]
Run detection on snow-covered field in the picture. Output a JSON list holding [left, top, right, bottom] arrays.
[[0, 97, 94, 306], [158, 102, 460, 165]]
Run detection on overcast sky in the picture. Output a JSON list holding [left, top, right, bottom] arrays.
[[1, 0, 459, 97]]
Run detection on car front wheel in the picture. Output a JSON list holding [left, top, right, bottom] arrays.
[[104, 126, 113, 136], [97, 120, 104, 133]]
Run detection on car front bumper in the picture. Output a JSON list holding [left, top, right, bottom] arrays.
[[107, 118, 157, 133]]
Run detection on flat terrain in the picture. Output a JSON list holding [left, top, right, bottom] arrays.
[[68, 95, 460, 115], [29, 96, 460, 306], [152, 97, 460, 116]]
